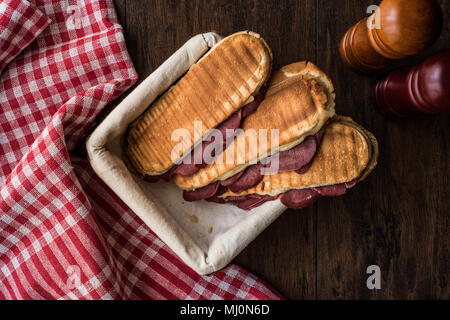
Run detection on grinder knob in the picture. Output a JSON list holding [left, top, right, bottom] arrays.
[[375, 49, 450, 117], [369, 0, 443, 59], [340, 0, 443, 72]]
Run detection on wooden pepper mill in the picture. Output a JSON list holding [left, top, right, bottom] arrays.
[[375, 49, 450, 117], [340, 0, 443, 72]]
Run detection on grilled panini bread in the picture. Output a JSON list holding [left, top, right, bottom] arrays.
[[125, 31, 272, 177], [220, 116, 378, 200], [174, 61, 336, 191]]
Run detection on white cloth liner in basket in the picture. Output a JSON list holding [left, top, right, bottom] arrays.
[[86, 32, 286, 275]]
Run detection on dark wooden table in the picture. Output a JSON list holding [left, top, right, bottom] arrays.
[[111, 0, 449, 299]]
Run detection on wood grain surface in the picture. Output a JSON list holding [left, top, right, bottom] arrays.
[[110, 0, 449, 299]]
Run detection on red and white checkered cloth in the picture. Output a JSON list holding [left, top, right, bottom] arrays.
[[0, 0, 283, 300]]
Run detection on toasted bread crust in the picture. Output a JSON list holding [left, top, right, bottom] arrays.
[[335, 116, 378, 182], [269, 61, 335, 99], [220, 116, 378, 197], [174, 61, 336, 190], [126, 31, 273, 176]]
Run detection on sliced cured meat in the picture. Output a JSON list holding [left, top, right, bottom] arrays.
[[312, 178, 359, 196], [228, 163, 265, 194], [314, 183, 347, 196], [241, 100, 260, 118], [172, 140, 207, 176], [293, 128, 325, 174], [205, 196, 227, 204], [207, 193, 277, 208], [221, 177, 361, 210], [177, 112, 242, 176], [236, 198, 264, 210], [220, 170, 245, 186], [262, 128, 324, 175], [205, 185, 229, 203], [183, 182, 220, 202], [270, 135, 317, 172], [172, 163, 198, 176], [236, 195, 277, 210], [218, 175, 361, 210], [241, 87, 267, 118], [215, 184, 229, 197], [143, 170, 172, 182], [212, 194, 257, 203], [217, 110, 242, 141], [279, 188, 320, 209], [295, 161, 312, 174], [182, 127, 326, 197], [236, 198, 268, 210]]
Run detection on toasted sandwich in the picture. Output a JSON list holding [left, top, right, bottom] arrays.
[[175, 61, 336, 200], [125, 31, 273, 181], [212, 116, 379, 210]]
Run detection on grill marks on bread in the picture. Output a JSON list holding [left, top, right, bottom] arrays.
[[220, 117, 375, 197], [126, 32, 272, 175]]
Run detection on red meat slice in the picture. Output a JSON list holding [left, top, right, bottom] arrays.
[[295, 161, 312, 174], [313, 183, 347, 196], [228, 163, 265, 194], [225, 129, 324, 192], [143, 170, 172, 182], [180, 128, 326, 200], [205, 196, 226, 204], [220, 170, 245, 186], [313, 177, 360, 196], [172, 143, 206, 176], [183, 182, 220, 202], [235, 195, 278, 210], [216, 110, 243, 142], [270, 135, 317, 173], [241, 86, 267, 118], [217, 177, 361, 210], [279, 189, 320, 209]]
